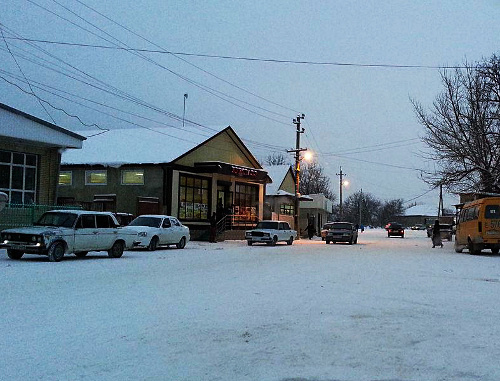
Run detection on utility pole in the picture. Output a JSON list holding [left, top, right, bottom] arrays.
[[287, 114, 306, 236], [182, 93, 188, 128], [337, 166, 346, 219], [359, 188, 363, 227]]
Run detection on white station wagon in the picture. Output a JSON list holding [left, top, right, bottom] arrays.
[[1, 210, 135, 262], [245, 220, 297, 246], [124, 215, 190, 250]]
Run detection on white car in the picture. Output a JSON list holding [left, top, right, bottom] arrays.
[[1, 210, 135, 262], [245, 220, 297, 246], [124, 215, 190, 250]]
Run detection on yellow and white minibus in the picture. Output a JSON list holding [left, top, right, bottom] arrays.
[[455, 197, 500, 255]]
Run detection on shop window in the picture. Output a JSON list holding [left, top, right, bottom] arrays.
[[178, 174, 210, 220], [233, 182, 259, 221], [85, 170, 107, 185], [280, 204, 294, 215], [0, 150, 38, 204], [59, 171, 73, 186], [121, 169, 144, 185]]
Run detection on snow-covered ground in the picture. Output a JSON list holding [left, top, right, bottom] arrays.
[[1, 229, 499, 381]]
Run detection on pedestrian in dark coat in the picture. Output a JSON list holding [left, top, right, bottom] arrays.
[[304, 221, 316, 240], [432, 220, 443, 248], [209, 212, 217, 243]]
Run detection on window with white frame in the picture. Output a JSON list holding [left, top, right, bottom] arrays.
[[0, 150, 38, 204], [85, 170, 107, 185], [121, 169, 144, 185]]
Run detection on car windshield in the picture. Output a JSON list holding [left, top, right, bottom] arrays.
[[330, 223, 353, 230], [129, 216, 162, 228], [389, 223, 403, 229], [322, 224, 333, 229], [255, 221, 279, 230], [35, 212, 78, 228]]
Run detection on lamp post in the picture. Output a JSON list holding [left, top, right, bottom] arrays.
[[182, 93, 188, 128]]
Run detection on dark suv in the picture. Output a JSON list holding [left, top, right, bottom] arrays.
[[325, 222, 358, 244]]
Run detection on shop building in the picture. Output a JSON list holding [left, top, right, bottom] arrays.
[[58, 126, 271, 239]]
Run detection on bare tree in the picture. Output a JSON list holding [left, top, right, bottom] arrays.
[[342, 190, 381, 225], [264, 152, 290, 166], [299, 161, 336, 201], [412, 55, 500, 194]]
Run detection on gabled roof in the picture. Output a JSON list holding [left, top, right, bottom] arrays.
[[61, 125, 259, 167], [263, 165, 293, 195]]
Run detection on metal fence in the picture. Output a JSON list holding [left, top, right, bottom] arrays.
[[0, 204, 82, 231]]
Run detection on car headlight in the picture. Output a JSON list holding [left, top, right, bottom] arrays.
[[138, 232, 148, 237], [245, 232, 251, 237]]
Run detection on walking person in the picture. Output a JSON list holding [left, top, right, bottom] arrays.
[[304, 220, 316, 240], [432, 220, 443, 248]]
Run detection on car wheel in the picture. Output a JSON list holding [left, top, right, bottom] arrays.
[[74, 252, 88, 258], [287, 236, 293, 245], [348, 238, 353, 245], [354, 238, 358, 244], [108, 241, 124, 258], [7, 249, 23, 260], [247, 240, 253, 246], [48, 242, 65, 262], [268, 236, 278, 246], [176, 237, 186, 249], [491, 247, 499, 255], [147, 236, 159, 251], [326, 240, 330, 244]]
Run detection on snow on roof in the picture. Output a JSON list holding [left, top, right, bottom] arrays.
[[404, 204, 439, 216], [61, 126, 225, 165], [263, 165, 292, 195]]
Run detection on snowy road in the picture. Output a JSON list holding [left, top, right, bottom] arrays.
[[1, 229, 499, 381]]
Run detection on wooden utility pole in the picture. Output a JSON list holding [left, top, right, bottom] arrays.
[[287, 114, 306, 236], [337, 167, 346, 219]]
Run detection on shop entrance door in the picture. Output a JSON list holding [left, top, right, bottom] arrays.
[[216, 183, 232, 219]]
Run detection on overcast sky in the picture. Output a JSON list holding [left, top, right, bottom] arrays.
[[1, 1, 499, 209]]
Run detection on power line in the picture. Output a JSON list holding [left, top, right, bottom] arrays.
[[2, 36, 468, 70], [1, 29, 56, 123], [73, 0, 300, 115], [22, 1, 293, 125]]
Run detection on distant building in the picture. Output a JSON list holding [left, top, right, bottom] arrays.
[[263, 165, 296, 227], [399, 204, 439, 227], [299, 194, 334, 237]]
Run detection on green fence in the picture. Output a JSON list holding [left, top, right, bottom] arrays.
[[0, 204, 82, 231]]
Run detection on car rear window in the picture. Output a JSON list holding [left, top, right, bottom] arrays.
[[485, 205, 500, 219], [331, 223, 353, 230]]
